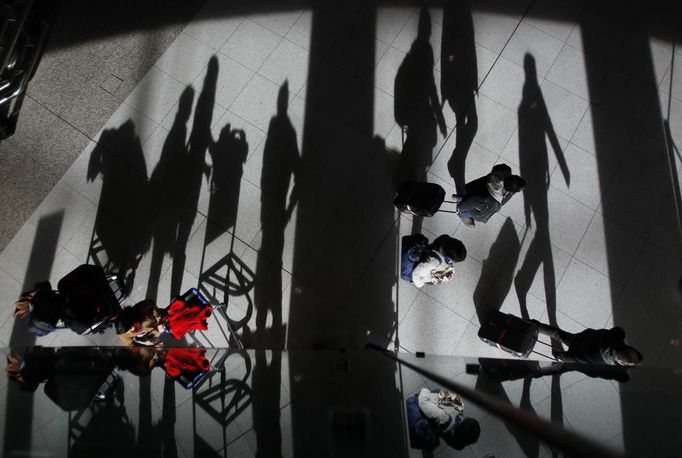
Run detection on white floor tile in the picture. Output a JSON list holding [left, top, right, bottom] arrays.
[[546, 45, 606, 101], [154, 33, 216, 85], [183, 1, 244, 50], [502, 22, 564, 78], [399, 292, 469, 355], [220, 19, 283, 72], [259, 39, 311, 95]]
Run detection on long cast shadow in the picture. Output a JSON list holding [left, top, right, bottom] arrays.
[[473, 217, 521, 324], [513, 54, 570, 327], [250, 80, 299, 349], [170, 56, 218, 298], [146, 87, 195, 301], [287, 2, 404, 455], [88, 119, 152, 290], [441, 0, 479, 194], [2, 211, 63, 456], [395, 7, 446, 233]]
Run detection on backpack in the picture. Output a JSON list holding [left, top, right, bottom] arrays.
[[401, 234, 430, 282]]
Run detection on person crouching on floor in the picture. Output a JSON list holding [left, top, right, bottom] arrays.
[[402, 233, 467, 288], [115, 300, 166, 346]]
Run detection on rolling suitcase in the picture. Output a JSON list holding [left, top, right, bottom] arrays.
[[394, 181, 457, 217], [478, 311, 539, 358]]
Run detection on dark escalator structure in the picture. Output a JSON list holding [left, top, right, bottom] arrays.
[[0, 0, 50, 140]]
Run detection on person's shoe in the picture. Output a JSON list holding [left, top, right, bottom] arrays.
[[461, 217, 475, 227], [451, 194, 463, 203]]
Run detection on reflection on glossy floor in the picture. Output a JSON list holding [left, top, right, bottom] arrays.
[[0, 0, 681, 456]]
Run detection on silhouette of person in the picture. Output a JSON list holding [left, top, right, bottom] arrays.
[[514, 54, 570, 328], [146, 86, 194, 301], [255, 81, 300, 348], [170, 56, 218, 297], [441, 0, 479, 194], [88, 120, 151, 290], [205, 124, 248, 245], [395, 7, 447, 233]]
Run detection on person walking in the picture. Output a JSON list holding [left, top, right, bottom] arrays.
[[531, 320, 643, 366], [454, 164, 525, 227]]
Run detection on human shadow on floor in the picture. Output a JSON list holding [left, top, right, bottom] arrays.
[[395, 7, 447, 234], [473, 217, 521, 324], [475, 359, 541, 458], [169, 56, 218, 298], [441, 0, 479, 194], [513, 54, 570, 328], [196, 90, 250, 345], [3, 212, 63, 455], [146, 86, 195, 301], [88, 120, 152, 292], [247, 81, 300, 349]]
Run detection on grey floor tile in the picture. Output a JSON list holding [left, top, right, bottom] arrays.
[[247, 9, 304, 38], [125, 66, 190, 123], [570, 105, 635, 167], [536, 78, 589, 141], [374, 6, 415, 46], [285, 9, 344, 53], [626, 241, 682, 319], [399, 292, 469, 355], [594, 68, 657, 125], [470, 4, 523, 55], [229, 74, 283, 132], [480, 55, 531, 112], [574, 212, 646, 285], [499, 224, 573, 307], [556, 257, 622, 330], [523, 0, 581, 42], [599, 169, 666, 240], [471, 93, 517, 154], [567, 9, 628, 62], [552, 142, 616, 210], [546, 44, 606, 101], [648, 195, 682, 256], [619, 131, 673, 196], [220, 19, 283, 72], [374, 45, 407, 97], [421, 255, 488, 323], [258, 38, 311, 95], [613, 288, 676, 367], [154, 33, 216, 85], [182, 1, 244, 50]]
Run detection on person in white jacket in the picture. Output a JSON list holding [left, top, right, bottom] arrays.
[[411, 235, 466, 288], [406, 387, 481, 451]]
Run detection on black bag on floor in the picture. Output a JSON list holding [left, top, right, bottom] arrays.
[[394, 181, 446, 217], [478, 311, 539, 358]]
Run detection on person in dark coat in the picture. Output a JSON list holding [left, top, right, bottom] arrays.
[[532, 320, 643, 366], [455, 164, 525, 227]]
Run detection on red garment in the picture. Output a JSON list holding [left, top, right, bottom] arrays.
[[163, 348, 210, 379], [167, 299, 212, 339]]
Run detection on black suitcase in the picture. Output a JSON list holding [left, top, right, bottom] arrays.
[[394, 181, 456, 217], [478, 311, 539, 358]]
